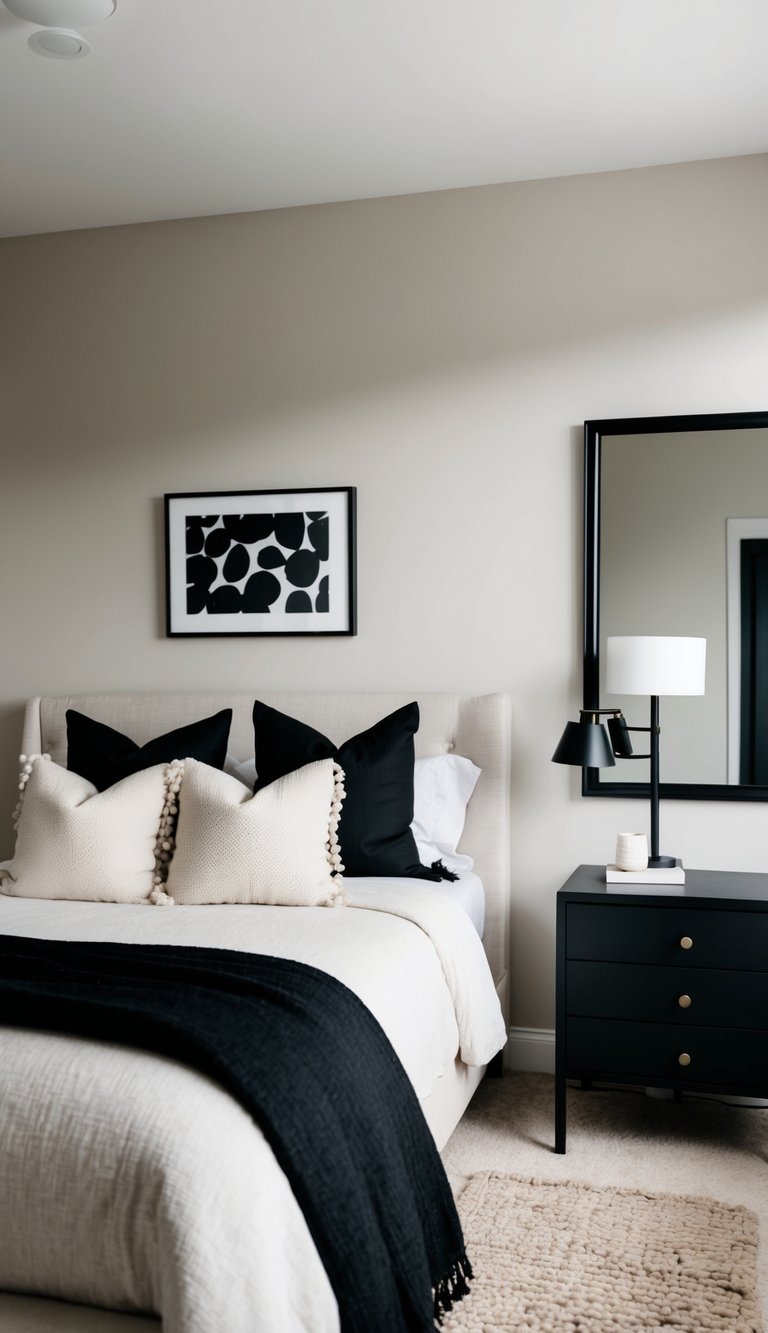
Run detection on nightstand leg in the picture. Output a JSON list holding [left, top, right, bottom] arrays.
[[555, 1072, 566, 1153]]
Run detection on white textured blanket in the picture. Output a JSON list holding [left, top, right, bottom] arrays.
[[0, 881, 506, 1332]]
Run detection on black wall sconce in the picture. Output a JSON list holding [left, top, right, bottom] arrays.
[[553, 636, 706, 869]]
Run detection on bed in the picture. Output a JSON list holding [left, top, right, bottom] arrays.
[[0, 690, 510, 1333]]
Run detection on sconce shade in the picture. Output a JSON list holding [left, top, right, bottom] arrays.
[[552, 718, 616, 768], [607, 713, 634, 757], [605, 636, 706, 697]]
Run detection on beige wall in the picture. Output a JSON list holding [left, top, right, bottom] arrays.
[[2, 153, 768, 1031]]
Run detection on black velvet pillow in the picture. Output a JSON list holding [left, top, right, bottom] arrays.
[[66, 709, 233, 792], [252, 700, 446, 881]]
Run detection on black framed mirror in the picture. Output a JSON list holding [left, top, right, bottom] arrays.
[[584, 409, 768, 802]]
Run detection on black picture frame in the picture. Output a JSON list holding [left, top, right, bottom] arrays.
[[165, 487, 357, 637], [583, 410, 768, 802]]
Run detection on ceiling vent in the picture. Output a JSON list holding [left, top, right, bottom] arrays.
[[27, 26, 90, 57]]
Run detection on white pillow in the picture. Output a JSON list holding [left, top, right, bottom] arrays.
[[0, 756, 171, 904], [166, 757, 345, 906], [224, 753, 257, 788], [411, 754, 481, 875]]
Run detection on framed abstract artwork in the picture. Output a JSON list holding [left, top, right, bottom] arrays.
[[164, 488, 357, 636]]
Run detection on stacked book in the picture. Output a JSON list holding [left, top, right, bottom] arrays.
[[605, 860, 685, 891]]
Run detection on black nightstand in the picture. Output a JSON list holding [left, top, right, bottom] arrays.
[[555, 864, 768, 1153]]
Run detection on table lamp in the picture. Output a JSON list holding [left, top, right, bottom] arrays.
[[553, 635, 706, 868]]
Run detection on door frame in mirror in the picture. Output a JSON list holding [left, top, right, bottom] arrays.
[[583, 408, 768, 802]]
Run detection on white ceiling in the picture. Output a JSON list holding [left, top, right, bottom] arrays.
[[1, 0, 767, 239]]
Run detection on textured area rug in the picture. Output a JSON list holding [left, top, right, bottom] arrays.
[[443, 1171, 760, 1332]]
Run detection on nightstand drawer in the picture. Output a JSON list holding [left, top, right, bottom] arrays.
[[567, 960, 768, 1027], [567, 902, 768, 971], [567, 1016, 768, 1087]]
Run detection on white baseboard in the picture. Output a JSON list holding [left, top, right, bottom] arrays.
[[505, 1026, 555, 1074]]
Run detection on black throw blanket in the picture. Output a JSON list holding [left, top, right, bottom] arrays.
[[0, 934, 471, 1332]]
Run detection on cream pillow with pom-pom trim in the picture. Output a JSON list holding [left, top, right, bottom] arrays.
[[0, 755, 173, 904], [166, 757, 345, 906]]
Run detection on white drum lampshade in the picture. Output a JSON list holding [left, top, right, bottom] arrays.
[[2, 0, 115, 23], [606, 636, 706, 698]]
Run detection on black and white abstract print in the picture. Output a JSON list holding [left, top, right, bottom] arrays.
[[186, 512, 329, 616], [165, 487, 356, 636]]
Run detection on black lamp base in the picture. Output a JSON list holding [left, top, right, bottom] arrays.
[[648, 854, 677, 869]]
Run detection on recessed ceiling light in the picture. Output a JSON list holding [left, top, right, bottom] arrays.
[[27, 25, 91, 57], [3, 0, 115, 25]]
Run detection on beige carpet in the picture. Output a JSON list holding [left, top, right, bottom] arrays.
[[442, 1073, 768, 1332], [442, 1170, 759, 1332]]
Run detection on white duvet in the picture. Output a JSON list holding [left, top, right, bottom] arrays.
[[0, 880, 506, 1333]]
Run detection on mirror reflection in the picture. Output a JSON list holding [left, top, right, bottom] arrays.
[[587, 415, 768, 799]]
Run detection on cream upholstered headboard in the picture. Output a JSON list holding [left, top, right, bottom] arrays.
[[22, 691, 511, 996]]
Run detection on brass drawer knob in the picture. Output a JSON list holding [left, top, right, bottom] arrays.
[[678, 1052, 691, 1067], [680, 936, 693, 950], [678, 994, 692, 1009]]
